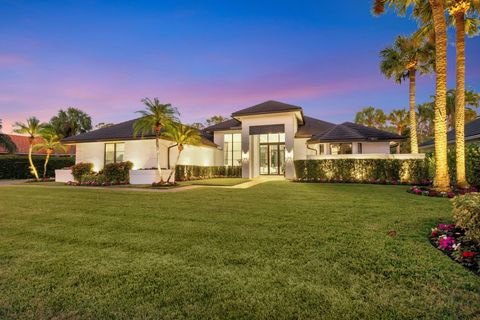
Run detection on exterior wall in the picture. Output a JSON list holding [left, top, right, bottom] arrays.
[[361, 141, 390, 154], [306, 153, 425, 160], [293, 140, 392, 160], [74, 139, 220, 172]]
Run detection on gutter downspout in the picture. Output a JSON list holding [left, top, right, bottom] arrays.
[[306, 143, 318, 155], [167, 143, 178, 169]]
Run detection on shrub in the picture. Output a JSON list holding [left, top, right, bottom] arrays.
[[103, 161, 133, 183], [0, 155, 74, 179], [175, 165, 241, 181], [71, 162, 93, 182], [452, 193, 480, 244], [294, 159, 430, 184]]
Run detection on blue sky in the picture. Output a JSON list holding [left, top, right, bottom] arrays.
[[0, 0, 479, 132]]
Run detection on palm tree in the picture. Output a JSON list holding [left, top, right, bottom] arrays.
[[355, 107, 386, 128], [163, 122, 201, 183], [13, 117, 46, 180], [50, 107, 93, 138], [0, 119, 16, 153], [133, 98, 179, 180], [449, 1, 479, 188], [34, 127, 66, 178], [388, 109, 409, 153], [374, 0, 451, 191], [380, 35, 434, 154], [446, 89, 480, 129]]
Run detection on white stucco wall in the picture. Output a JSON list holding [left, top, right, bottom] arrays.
[[361, 142, 391, 154], [73, 139, 220, 171]]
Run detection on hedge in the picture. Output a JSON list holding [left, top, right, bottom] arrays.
[[175, 165, 241, 181], [0, 155, 75, 179], [294, 158, 430, 184], [452, 193, 480, 244], [446, 144, 480, 187]]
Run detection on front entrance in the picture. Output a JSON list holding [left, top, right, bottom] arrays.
[[259, 143, 285, 175]]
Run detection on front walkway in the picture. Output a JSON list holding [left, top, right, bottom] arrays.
[[231, 175, 285, 189]]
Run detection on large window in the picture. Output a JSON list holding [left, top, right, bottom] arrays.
[[105, 143, 125, 165], [224, 133, 241, 166], [259, 133, 285, 143], [330, 143, 352, 155]]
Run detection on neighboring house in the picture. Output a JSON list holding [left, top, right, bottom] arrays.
[[419, 117, 480, 152], [62, 100, 405, 180], [0, 134, 75, 156]]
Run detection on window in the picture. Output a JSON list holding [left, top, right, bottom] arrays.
[[224, 133, 241, 166], [104, 143, 125, 165], [357, 143, 363, 154], [258, 133, 285, 143], [330, 143, 352, 155], [319, 144, 325, 155]]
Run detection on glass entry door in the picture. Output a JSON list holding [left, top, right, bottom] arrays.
[[259, 143, 285, 175]]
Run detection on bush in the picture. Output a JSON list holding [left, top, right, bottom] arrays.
[[0, 155, 75, 179], [175, 165, 241, 181], [71, 162, 94, 182], [452, 193, 480, 244], [294, 159, 430, 184], [103, 161, 133, 183]]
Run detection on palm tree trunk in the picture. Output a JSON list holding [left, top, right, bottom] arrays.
[[28, 143, 39, 180], [167, 148, 182, 183], [155, 133, 163, 182], [397, 128, 402, 154], [409, 70, 419, 154], [454, 11, 468, 188], [429, 0, 450, 191], [43, 150, 51, 179]]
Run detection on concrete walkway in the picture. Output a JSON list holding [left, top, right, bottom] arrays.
[[231, 175, 285, 189], [0, 179, 28, 186]]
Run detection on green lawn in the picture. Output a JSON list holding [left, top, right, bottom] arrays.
[[0, 182, 478, 319], [178, 178, 250, 186]]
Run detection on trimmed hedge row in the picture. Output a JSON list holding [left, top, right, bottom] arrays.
[[444, 144, 480, 187], [175, 165, 241, 181], [0, 155, 74, 179], [294, 159, 430, 184]]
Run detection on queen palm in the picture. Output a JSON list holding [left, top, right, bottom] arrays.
[[163, 122, 201, 183], [133, 98, 179, 180], [355, 107, 386, 128], [448, 0, 479, 188], [380, 35, 434, 154], [13, 117, 46, 180], [34, 127, 66, 178], [374, 0, 451, 191], [388, 109, 409, 153], [0, 119, 16, 153]]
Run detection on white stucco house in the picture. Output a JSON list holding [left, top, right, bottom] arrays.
[[59, 100, 408, 183]]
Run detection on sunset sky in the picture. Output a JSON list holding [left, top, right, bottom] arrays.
[[1, 0, 479, 133]]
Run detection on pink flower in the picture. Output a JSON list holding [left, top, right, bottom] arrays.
[[438, 236, 455, 250]]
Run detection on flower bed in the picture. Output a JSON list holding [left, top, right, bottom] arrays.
[[429, 223, 479, 275], [293, 177, 431, 186], [65, 181, 129, 187], [151, 181, 178, 188], [407, 186, 478, 198]]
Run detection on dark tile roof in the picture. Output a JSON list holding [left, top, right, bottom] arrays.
[[296, 116, 336, 138], [62, 118, 217, 147], [231, 100, 303, 118], [203, 118, 241, 132], [307, 122, 405, 143], [420, 117, 480, 147]]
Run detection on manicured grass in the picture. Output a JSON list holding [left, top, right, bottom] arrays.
[[0, 182, 478, 319], [178, 178, 250, 186]]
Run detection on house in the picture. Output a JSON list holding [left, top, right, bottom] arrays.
[[0, 134, 75, 156], [419, 117, 480, 152], [61, 100, 406, 182]]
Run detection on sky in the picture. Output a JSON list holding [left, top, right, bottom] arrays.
[[0, 0, 479, 133]]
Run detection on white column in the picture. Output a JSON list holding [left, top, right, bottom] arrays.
[[241, 126, 250, 178], [284, 118, 295, 179]]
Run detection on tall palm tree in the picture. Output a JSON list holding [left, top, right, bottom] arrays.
[[417, 102, 435, 142], [374, 0, 451, 191], [0, 119, 16, 153], [388, 109, 409, 153], [162, 122, 201, 183], [380, 35, 434, 154], [133, 98, 179, 180], [446, 89, 480, 129], [34, 127, 66, 179], [448, 0, 479, 188], [13, 117, 46, 180]]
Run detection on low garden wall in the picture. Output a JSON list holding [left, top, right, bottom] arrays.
[[0, 155, 74, 179], [130, 169, 173, 184], [294, 158, 430, 184], [175, 165, 241, 181]]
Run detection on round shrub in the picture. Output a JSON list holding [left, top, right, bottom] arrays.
[[71, 162, 93, 182], [452, 193, 480, 244]]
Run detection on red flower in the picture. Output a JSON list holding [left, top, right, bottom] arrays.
[[431, 231, 439, 237], [462, 251, 477, 258]]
